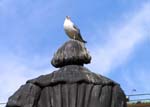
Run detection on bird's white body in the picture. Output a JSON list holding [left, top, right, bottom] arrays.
[[64, 18, 78, 39], [64, 18, 74, 31], [63, 16, 87, 43]]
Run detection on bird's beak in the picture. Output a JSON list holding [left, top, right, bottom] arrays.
[[66, 16, 71, 19]]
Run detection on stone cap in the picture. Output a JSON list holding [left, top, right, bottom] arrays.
[[51, 40, 91, 68]]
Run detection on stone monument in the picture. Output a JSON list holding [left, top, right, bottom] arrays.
[[6, 40, 127, 107]]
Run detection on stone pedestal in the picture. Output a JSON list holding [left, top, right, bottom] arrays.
[[6, 40, 127, 107]]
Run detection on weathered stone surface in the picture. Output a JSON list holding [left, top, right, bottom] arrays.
[[6, 83, 41, 107], [37, 83, 126, 107], [111, 85, 127, 107], [51, 40, 91, 68], [27, 65, 116, 87]]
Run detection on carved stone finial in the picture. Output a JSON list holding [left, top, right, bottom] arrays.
[[51, 40, 91, 68]]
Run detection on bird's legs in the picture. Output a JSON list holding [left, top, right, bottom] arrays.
[[73, 33, 76, 40], [72, 33, 76, 41], [71, 34, 76, 41]]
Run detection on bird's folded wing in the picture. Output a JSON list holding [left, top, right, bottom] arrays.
[[73, 25, 80, 32]]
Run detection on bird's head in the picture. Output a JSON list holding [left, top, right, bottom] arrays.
[[66, 16, 71, 20]]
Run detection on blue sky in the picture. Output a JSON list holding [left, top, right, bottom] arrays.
[[0, 0, 150, 105]]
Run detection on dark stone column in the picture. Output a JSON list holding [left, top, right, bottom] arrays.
[[6, 40, 127, 107]]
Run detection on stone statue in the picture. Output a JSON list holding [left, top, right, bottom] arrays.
[[6, 40, 127, 107]]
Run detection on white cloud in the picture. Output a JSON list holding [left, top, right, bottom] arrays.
[[87, 2, 150, 75], [0, 54, 54, 104]]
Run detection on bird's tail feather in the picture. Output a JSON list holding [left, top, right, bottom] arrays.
[[83, 40, 87, 43]]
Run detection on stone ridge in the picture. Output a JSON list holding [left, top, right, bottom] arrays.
[[51, 40, 91, 68], [27, 65, 117, 87]]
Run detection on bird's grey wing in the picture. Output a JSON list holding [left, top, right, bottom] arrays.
[[73, 24, 87, 43], [73, 24, 80, 32]]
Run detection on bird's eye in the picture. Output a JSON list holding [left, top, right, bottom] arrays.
[[66, 16, 70, 19]]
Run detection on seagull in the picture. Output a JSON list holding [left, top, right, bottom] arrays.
[[64, 16, 87, 43]]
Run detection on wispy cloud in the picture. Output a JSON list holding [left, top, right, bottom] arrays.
[[87, 2, 150, 74], [0, 54, 54, 103]]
